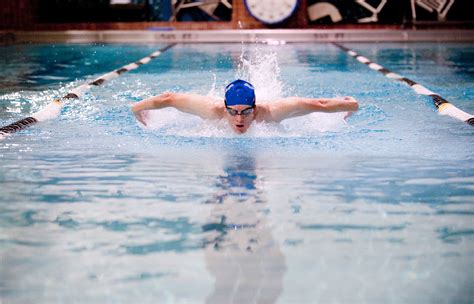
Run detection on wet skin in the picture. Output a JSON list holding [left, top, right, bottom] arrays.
[[224, 105, 256, 134]]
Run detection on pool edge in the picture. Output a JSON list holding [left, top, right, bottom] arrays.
[[2, 29, 474, 44]]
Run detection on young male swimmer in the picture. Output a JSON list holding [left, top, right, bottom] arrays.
[[131, 79, 359, 134]]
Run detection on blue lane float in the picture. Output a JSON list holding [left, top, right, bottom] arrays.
[[332, 42, 474, 127], [0, 43, 176, 140]]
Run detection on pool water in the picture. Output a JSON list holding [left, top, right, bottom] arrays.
[[1, 42, 473, 303]]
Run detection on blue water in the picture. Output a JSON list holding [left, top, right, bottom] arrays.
[[1, 42, 473, 303]]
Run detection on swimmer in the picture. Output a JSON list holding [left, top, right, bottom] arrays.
[[131, 79, 359, 134]]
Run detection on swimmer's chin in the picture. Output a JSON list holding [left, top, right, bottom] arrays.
[[232, 125, 249, 134]]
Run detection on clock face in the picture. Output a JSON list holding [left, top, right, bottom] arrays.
[[244, 0, 299, 24]]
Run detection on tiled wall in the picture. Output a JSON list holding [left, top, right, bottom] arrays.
[[0, 0, 310, 30]]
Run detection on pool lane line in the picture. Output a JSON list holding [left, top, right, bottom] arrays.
[[332, 43, 474, 127], [0, 43, 177, 140]]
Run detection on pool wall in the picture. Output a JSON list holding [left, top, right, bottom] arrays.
[[5, 29, 474, 44]]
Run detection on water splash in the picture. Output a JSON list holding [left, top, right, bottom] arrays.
[[236, 48, 283, 101], [208, 73, 217, 97]]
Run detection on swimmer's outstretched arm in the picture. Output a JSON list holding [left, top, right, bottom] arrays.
[[265, 96, 359, 122], [132, 92, 222, 125]]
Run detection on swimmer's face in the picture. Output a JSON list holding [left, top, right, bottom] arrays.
[[225, 105, 256, 134]]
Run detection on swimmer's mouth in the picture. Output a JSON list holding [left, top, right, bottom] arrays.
[[236, 124, 244, 128]]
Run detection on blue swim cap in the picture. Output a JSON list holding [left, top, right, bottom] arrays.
[[225, 79, 256, 107]]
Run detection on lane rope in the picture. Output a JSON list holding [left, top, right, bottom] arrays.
[[332, 42, 474, 127], [0, 43, 176, 140]]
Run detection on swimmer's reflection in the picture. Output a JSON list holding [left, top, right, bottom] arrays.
[[203, 152, 286, 304]]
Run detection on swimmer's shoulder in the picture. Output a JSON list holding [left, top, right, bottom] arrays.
[[210, 99, 225, 119], [255, 103, 272, 122]]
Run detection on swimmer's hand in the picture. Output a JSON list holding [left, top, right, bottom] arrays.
[[131, 104, 148, 126], [342, 97, 358, 120], [343, 96, 358, 107], [134, 111, 148, 126]]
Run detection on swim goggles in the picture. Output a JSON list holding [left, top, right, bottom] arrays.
[[225, 106, 255, 116]]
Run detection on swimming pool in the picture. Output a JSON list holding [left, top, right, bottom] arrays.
[[1, 41, 473, 303]]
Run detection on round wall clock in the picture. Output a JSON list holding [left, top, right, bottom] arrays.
[[244, 0, 300, 24]]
